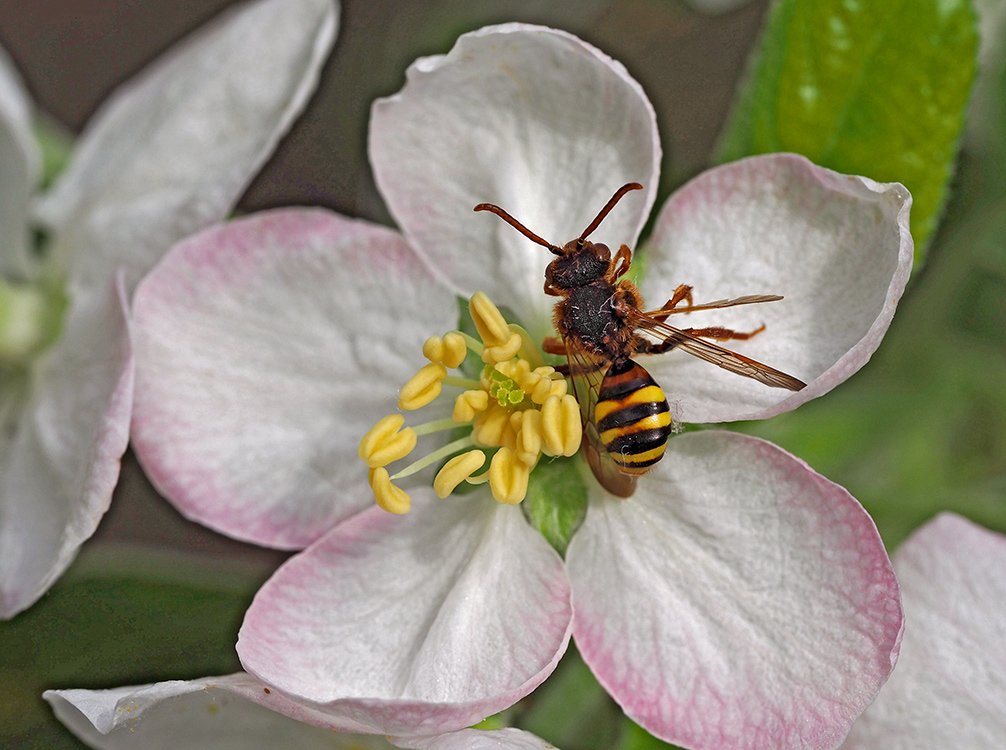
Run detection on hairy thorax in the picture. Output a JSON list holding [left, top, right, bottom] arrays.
[[554, 280, 643, 362]]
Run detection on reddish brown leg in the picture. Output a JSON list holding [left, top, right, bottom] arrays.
[[542, 336, 567, 356], [544, 280, 563, 296], [651, 284, 694, 322], [609, 244, 632, 281], [682, 324, 766, 341]]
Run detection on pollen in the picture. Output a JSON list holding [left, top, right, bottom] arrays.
[[358, 291, 583, 513]]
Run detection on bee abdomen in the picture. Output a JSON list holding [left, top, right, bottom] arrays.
[[595, 360, 672, 475]]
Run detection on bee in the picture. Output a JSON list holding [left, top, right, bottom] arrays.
[[475, 183, 806, 497]]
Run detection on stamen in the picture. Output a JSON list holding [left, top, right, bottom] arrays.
[[443, 375, 483, 389], [399, 362, 447, 410], [369, 468, 411, 514], [359, 414, 417, 468], [423, 332, 467, 368], [515, 409, 543, 466], [473, 403, 517, 448], [434, 450, 487, 498], [470, 291, 511, 347], [411, 417, 459, 437], [390, 435, 475, 480], [488, 447, 530, 505], [453, 389, 489, 422], [541, 394, 582, 457]]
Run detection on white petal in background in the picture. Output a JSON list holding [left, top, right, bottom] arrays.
[[46, 674, 558, 750], [842, 514, 1006, 750], [370, 23, 660, 335], [238, 493, 572, 735], [0, 278, 132, 618], [0, 43, 40, 278], [35, 0, 338, 300], [131, 209, 457, 549], [642, 154, 913, 424], [566, 431, 903, 750]]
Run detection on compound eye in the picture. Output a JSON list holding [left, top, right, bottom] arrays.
[[592, 242, 611, 262]]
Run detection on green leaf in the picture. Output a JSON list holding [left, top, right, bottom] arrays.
[[516, 646, 622, 748], [615, 719, 684, 750], [0, 545, 260, 750], [718, 0, 978, 261], [523, 457, 588, 556]]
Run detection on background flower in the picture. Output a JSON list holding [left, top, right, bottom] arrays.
[[841, 513, 1006, 750], [0, 0, 337, 619]]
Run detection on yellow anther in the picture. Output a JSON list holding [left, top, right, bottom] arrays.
[[515, 409, 543, 466], [359, 414, 418, 468], [488, 446, 530, 505], [470, 292, 511, 346], [369, 467, 412, 514], [453, 389, 489, 422], [433, 450, 487, 498], [482, 331, 523, 364], [423, 332, 467, 368], [473, 403, 514, 448], [399, 362, 447, 410], [541, 394, 582, 457]]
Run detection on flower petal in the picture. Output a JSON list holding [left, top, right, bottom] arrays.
[[46, 674, 393, 749], [842, 514, 1006, 749], [35, 0, 337, 299], [370, 23, 660, 336], [0, 276, 132, 618], [394, 728, 559, 749], [642, 154, 912, 423], [238, 492, 572, 735], [131, 209, 454, 549], [566, 431, 903, 750], [0, 43, 39, 278]]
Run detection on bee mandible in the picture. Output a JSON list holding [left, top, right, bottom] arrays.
[[475, 183, 806, 497]]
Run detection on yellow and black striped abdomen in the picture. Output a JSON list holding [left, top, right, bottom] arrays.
[[595, 359, 672, 476]]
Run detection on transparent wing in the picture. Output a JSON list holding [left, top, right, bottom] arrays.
[[564, 336, 637, 497], [633, 312, 807, 391]]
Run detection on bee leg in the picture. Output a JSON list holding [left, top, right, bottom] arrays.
[[632, 333, 682, 355], [542, 336, 567, 356], [682, 324, 766, 341], [651, 284, 694, 321], [608, 244, 633, 281]]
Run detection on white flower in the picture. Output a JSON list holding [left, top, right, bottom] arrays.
[[130, 24, 912, 749], [0, 0, 337, 619], [46, 674, 556, 749], [842, 513, 1006, 749]]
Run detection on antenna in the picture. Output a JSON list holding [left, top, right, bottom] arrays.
[[579, 183, 643, 241], [474, 203, 563, 254]]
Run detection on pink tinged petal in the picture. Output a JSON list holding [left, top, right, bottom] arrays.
[[394, 728, 559, 749], [842, 514, 1006, 750], [35, 0, 338, 300], [0, 276, 133, 618], [566, 431, 903, 750], [45, 674, 394, 749], [370, 23, 660, 336], [642, 153, 913, 424], [238, 492, 572, 735], [131, 209, 455, 549], [0, 43, 40, 278]]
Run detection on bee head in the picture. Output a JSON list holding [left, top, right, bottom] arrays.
[[545, 239, 611, 288]]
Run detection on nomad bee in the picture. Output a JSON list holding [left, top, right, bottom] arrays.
[[475, 183, 806, 497]]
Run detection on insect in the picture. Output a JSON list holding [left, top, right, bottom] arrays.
[[474, 183, 806, 497]]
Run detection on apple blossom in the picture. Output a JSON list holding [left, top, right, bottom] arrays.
[[131, 24, 910, 749], [0, 0, 337, 619], [841, 513, 1006, 750], [45, 673, 556, 749]]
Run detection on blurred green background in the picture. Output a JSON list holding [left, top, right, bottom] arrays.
[[0, 0, 1002, 748]]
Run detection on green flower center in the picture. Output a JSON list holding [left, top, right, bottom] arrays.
[[0, 277, 67, 367]]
